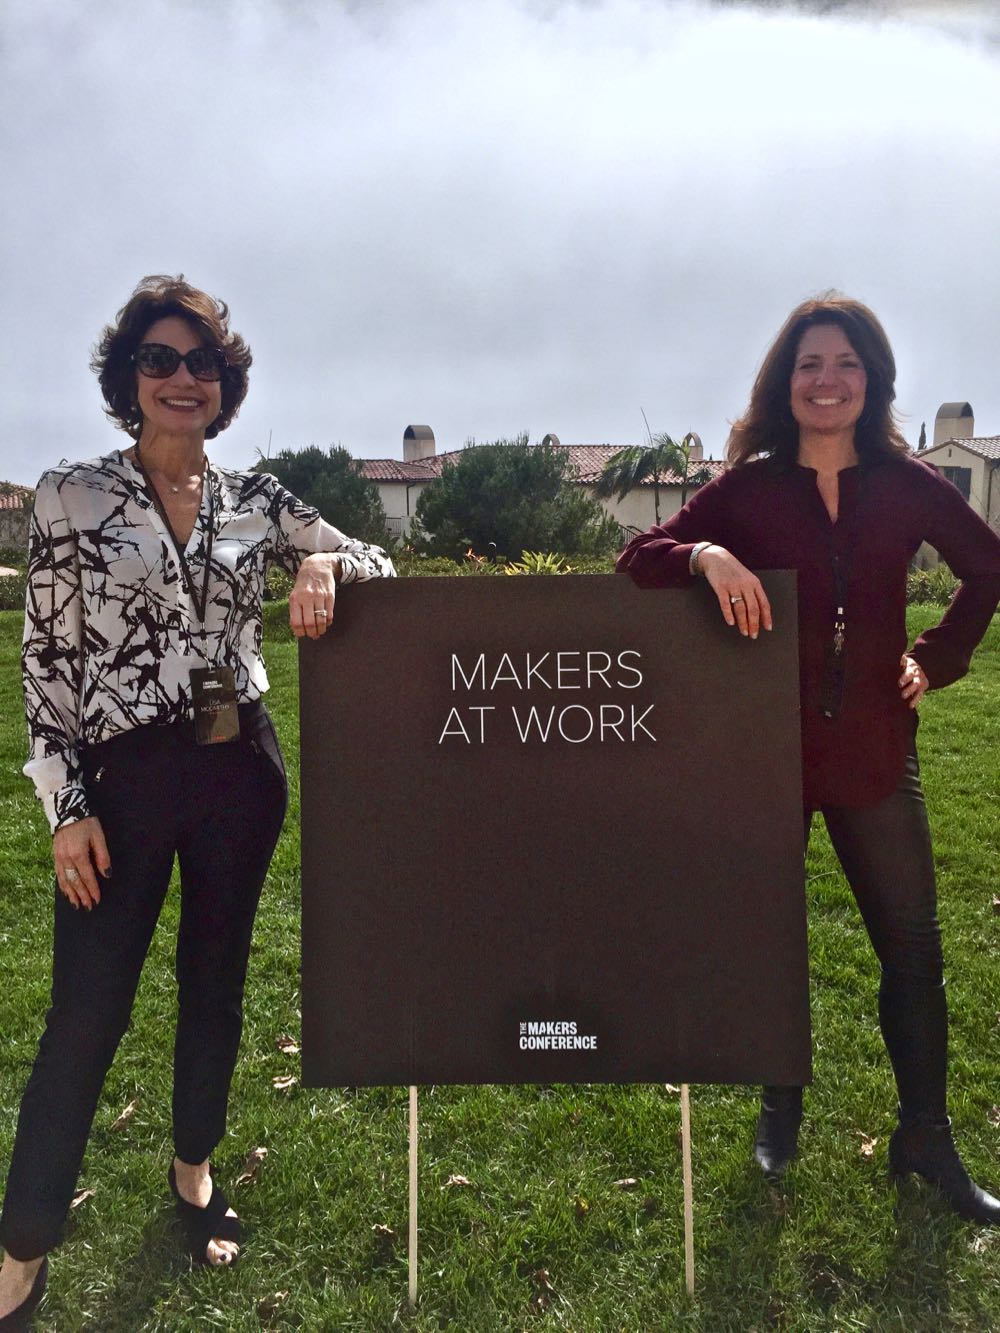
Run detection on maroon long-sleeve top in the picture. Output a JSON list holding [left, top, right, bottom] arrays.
[[617, 454, 1000, 808]]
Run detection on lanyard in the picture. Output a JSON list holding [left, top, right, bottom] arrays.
[[133, 446, 215, 630], [818, 473, 863, 721]]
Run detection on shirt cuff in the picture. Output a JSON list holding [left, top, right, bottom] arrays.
[[44, 784, 93, 835], [336, 553, 363, 585]]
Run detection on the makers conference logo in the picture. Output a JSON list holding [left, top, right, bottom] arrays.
[[519, 1020, 597, 1051]]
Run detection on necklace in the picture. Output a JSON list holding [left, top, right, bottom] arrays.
[[133, 444, 203, 494]]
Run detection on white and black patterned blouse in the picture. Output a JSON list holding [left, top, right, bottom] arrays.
[[23, 451, 395, 832]]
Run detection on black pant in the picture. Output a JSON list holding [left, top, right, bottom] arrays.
[[0, 706, 287, 1261], [808, 744, 947, 1119]]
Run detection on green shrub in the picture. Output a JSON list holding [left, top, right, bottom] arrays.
[[392, 550, 617, 577], [413, 434, 620, 559], [906, 565, 959, 606], [254, 445, 391, 547], [264, 566, 295, 601], [504, 551, 573, 575], [0, 545, 27, 572], [392, 552, 502, 577], [0, 573, 27, 611], [564, 553, 618, 574]]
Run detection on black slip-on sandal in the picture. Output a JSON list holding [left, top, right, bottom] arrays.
[[0, 1257, 48, 1331], [168, 1164, 242, 1264]]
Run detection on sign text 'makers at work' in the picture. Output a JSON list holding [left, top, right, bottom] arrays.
[[439, 648, 657, 745]]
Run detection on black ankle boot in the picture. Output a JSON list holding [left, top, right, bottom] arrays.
[[889, 1112, 1000, 1225], [754, 1086, 803, 1179]]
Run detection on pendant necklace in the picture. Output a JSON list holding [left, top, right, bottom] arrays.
[[134, 443, 198, 492]]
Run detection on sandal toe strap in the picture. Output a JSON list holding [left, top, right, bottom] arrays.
[[172, 1175, 242, 1254]]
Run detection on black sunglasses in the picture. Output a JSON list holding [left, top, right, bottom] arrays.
[[133, 343, 227, 382]]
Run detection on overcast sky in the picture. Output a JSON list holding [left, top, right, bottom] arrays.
[[2, 0, 998, 486]]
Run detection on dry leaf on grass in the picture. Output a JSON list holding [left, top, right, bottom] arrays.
[[272, 1074, 298, 1092], [256, 1291, 289, 1320], [276, 1035, 300, 1055], [573, 1194, 590, 1220], [371, 1222, 396, 1263], [664, 1083, 680, 1094], [614, 1177, 639, 1190], [71, 1189, 95, 1209], [971, 1234, 994, 1255], [110, 1098, 138, 1131], [992, 897, 1000, 916], [441, 1174, 472, 1190], [857, 1132, 879, 1159], [529, 1268, 556, 1314], [236, 1146, 268, 1186], [987, 1106, 1000, 1128]]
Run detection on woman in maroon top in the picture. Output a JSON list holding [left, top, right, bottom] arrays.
[[618, 294, 1000, 1224]]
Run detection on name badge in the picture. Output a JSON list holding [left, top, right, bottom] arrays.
[[190, 666, 240, 745]]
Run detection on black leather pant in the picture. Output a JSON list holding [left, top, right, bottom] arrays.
[[0, 707, 287, 1261], [806, 743, 947, 1119]]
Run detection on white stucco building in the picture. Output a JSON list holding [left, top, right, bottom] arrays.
[[360, 426, 723, 543], [915, 403, 1000, 566]]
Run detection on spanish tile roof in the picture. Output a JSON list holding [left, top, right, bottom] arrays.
[[360, 444, 724, 488], [921, 436, 1000, 462], [360, 457, 443, 481], [560, 444, 726, 486]]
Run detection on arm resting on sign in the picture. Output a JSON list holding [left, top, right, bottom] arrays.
[[617, 472, 771, 636], [258, 472, 395, 638]]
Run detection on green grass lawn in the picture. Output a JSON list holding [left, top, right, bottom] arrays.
[[1, 605, 999, 1331]]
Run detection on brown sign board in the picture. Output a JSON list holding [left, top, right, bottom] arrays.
[[300, 572, 811, 1087]]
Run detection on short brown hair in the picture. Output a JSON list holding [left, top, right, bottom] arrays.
[[726, 293, 909, 468], [91, 274, 252, 440]]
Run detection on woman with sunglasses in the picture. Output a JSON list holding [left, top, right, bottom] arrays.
[[619, 294, 1000, 1226], [0, 275, 393, 1322]]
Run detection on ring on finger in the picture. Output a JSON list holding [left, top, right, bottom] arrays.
[[730, 594, 745, 604], [64, 867, 80, 881], [314, 609, 328, 618]]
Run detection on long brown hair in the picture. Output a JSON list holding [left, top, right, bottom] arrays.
[[92, 274, 252, 440], [726, 293, 909, 468]]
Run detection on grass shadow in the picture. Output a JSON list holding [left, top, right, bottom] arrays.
[[75, 1206, 188, 1333], [688, 1160, 793, 1330]]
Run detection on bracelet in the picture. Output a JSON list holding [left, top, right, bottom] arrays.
[[689, 541, 712, 575]]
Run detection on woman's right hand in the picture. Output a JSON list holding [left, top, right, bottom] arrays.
[[698, 545, 773, 639], [52, 817, 111, 910]]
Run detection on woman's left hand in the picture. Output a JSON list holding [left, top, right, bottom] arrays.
[[899, 653, 929, 708], [289, 553, 341, 639]]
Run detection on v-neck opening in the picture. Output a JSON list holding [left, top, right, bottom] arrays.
[[120, 449, 212, 559], [796, 462, 859, 529]]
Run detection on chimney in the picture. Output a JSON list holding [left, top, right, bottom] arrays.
[[403, 424, 436, 462], [933, 403, 973, 447]]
